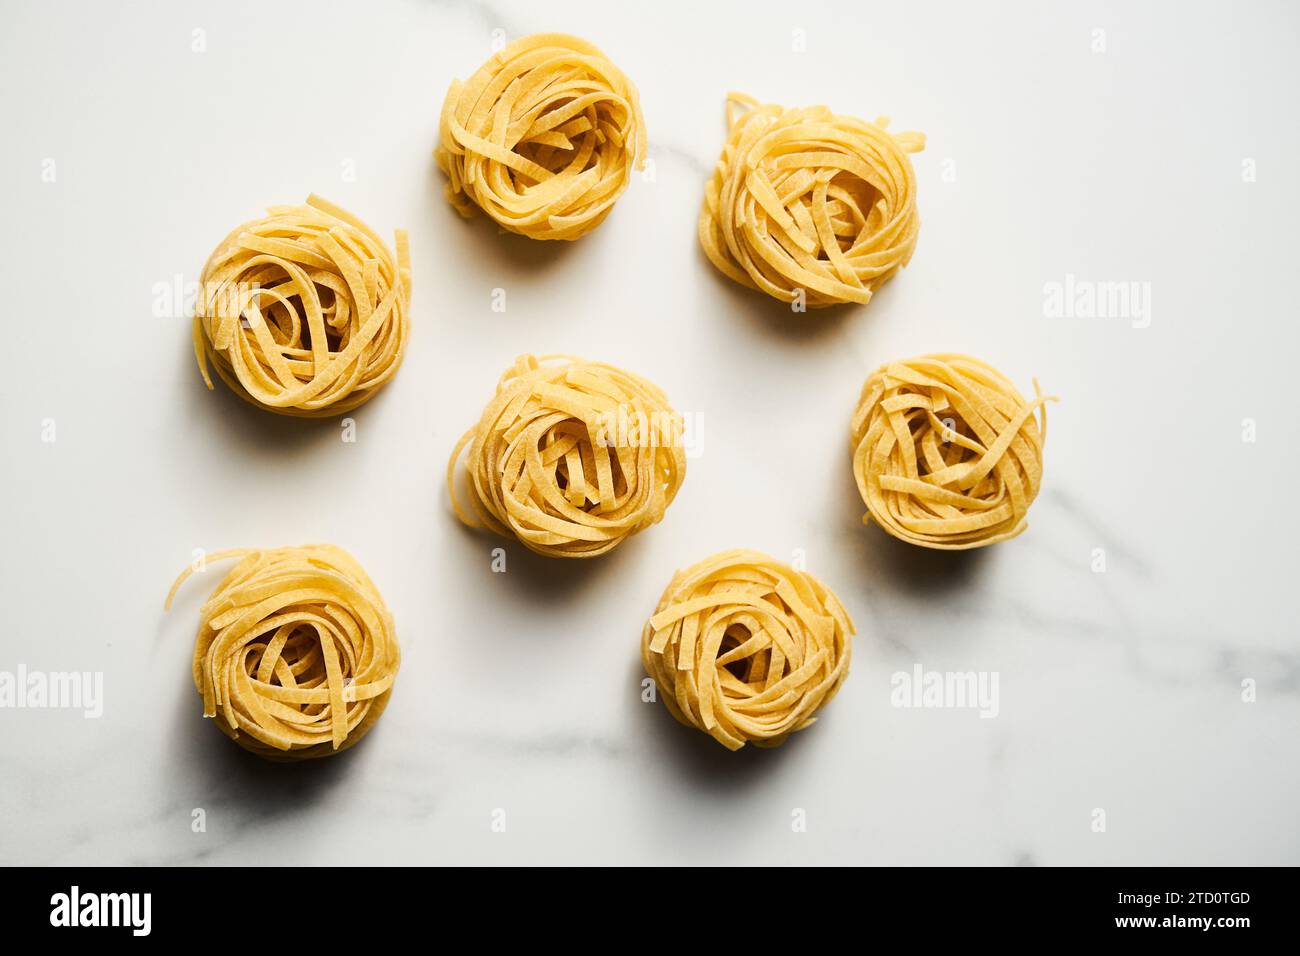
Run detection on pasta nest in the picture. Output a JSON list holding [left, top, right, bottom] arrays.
[[700, 92, 923, 309], [851, 354, 1056, 550], [436, 33, 646, 241], [448, 354, 687, 558], [165, 545, 401, 760], [642, 549, 854, 751], [194, 195, 410, 417]]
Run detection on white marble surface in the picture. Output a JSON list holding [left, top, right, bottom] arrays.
[[1, 0, 1297, 866]]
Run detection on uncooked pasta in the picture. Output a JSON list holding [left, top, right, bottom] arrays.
[[436, 33, 646, 240], [165, 545, 400, 760], [700, 92, 923, 309], [448, 354, 686, 558], [851, 354, 1056, 550], [193, 195, 410, 417], [642, 549, 853, 750]]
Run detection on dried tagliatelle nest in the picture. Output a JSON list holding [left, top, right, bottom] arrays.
[[435, 33, 646, 240], [193, 195, 410, 417], [851, 354, 1057, 550], [700, 92, 923, 309], [165, 545, 401, 760], [448, 354, 686, 558], [642, 549, 854, 750]]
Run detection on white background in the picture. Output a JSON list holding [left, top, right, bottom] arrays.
[[1, 0, 1297, 865]]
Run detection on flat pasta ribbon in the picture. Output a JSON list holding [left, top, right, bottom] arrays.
[[642, 549, 854, 751], [851, 354, 1058, 550], [436, 33, 646, 240], [448, 354, 686, 558], [700, 92, 923, 309], [165, 545, 401, 760], [193, 195, 411, 417]]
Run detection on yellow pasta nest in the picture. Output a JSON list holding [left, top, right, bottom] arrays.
[[700, 92, 923, 309], [194, 195, 410, 417], [165, 545, 401, 760], [642, 549, 854, 751], [436, 33, 646, 241], [448, 354, 686, 558], [851, 354, 1056, 550]]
